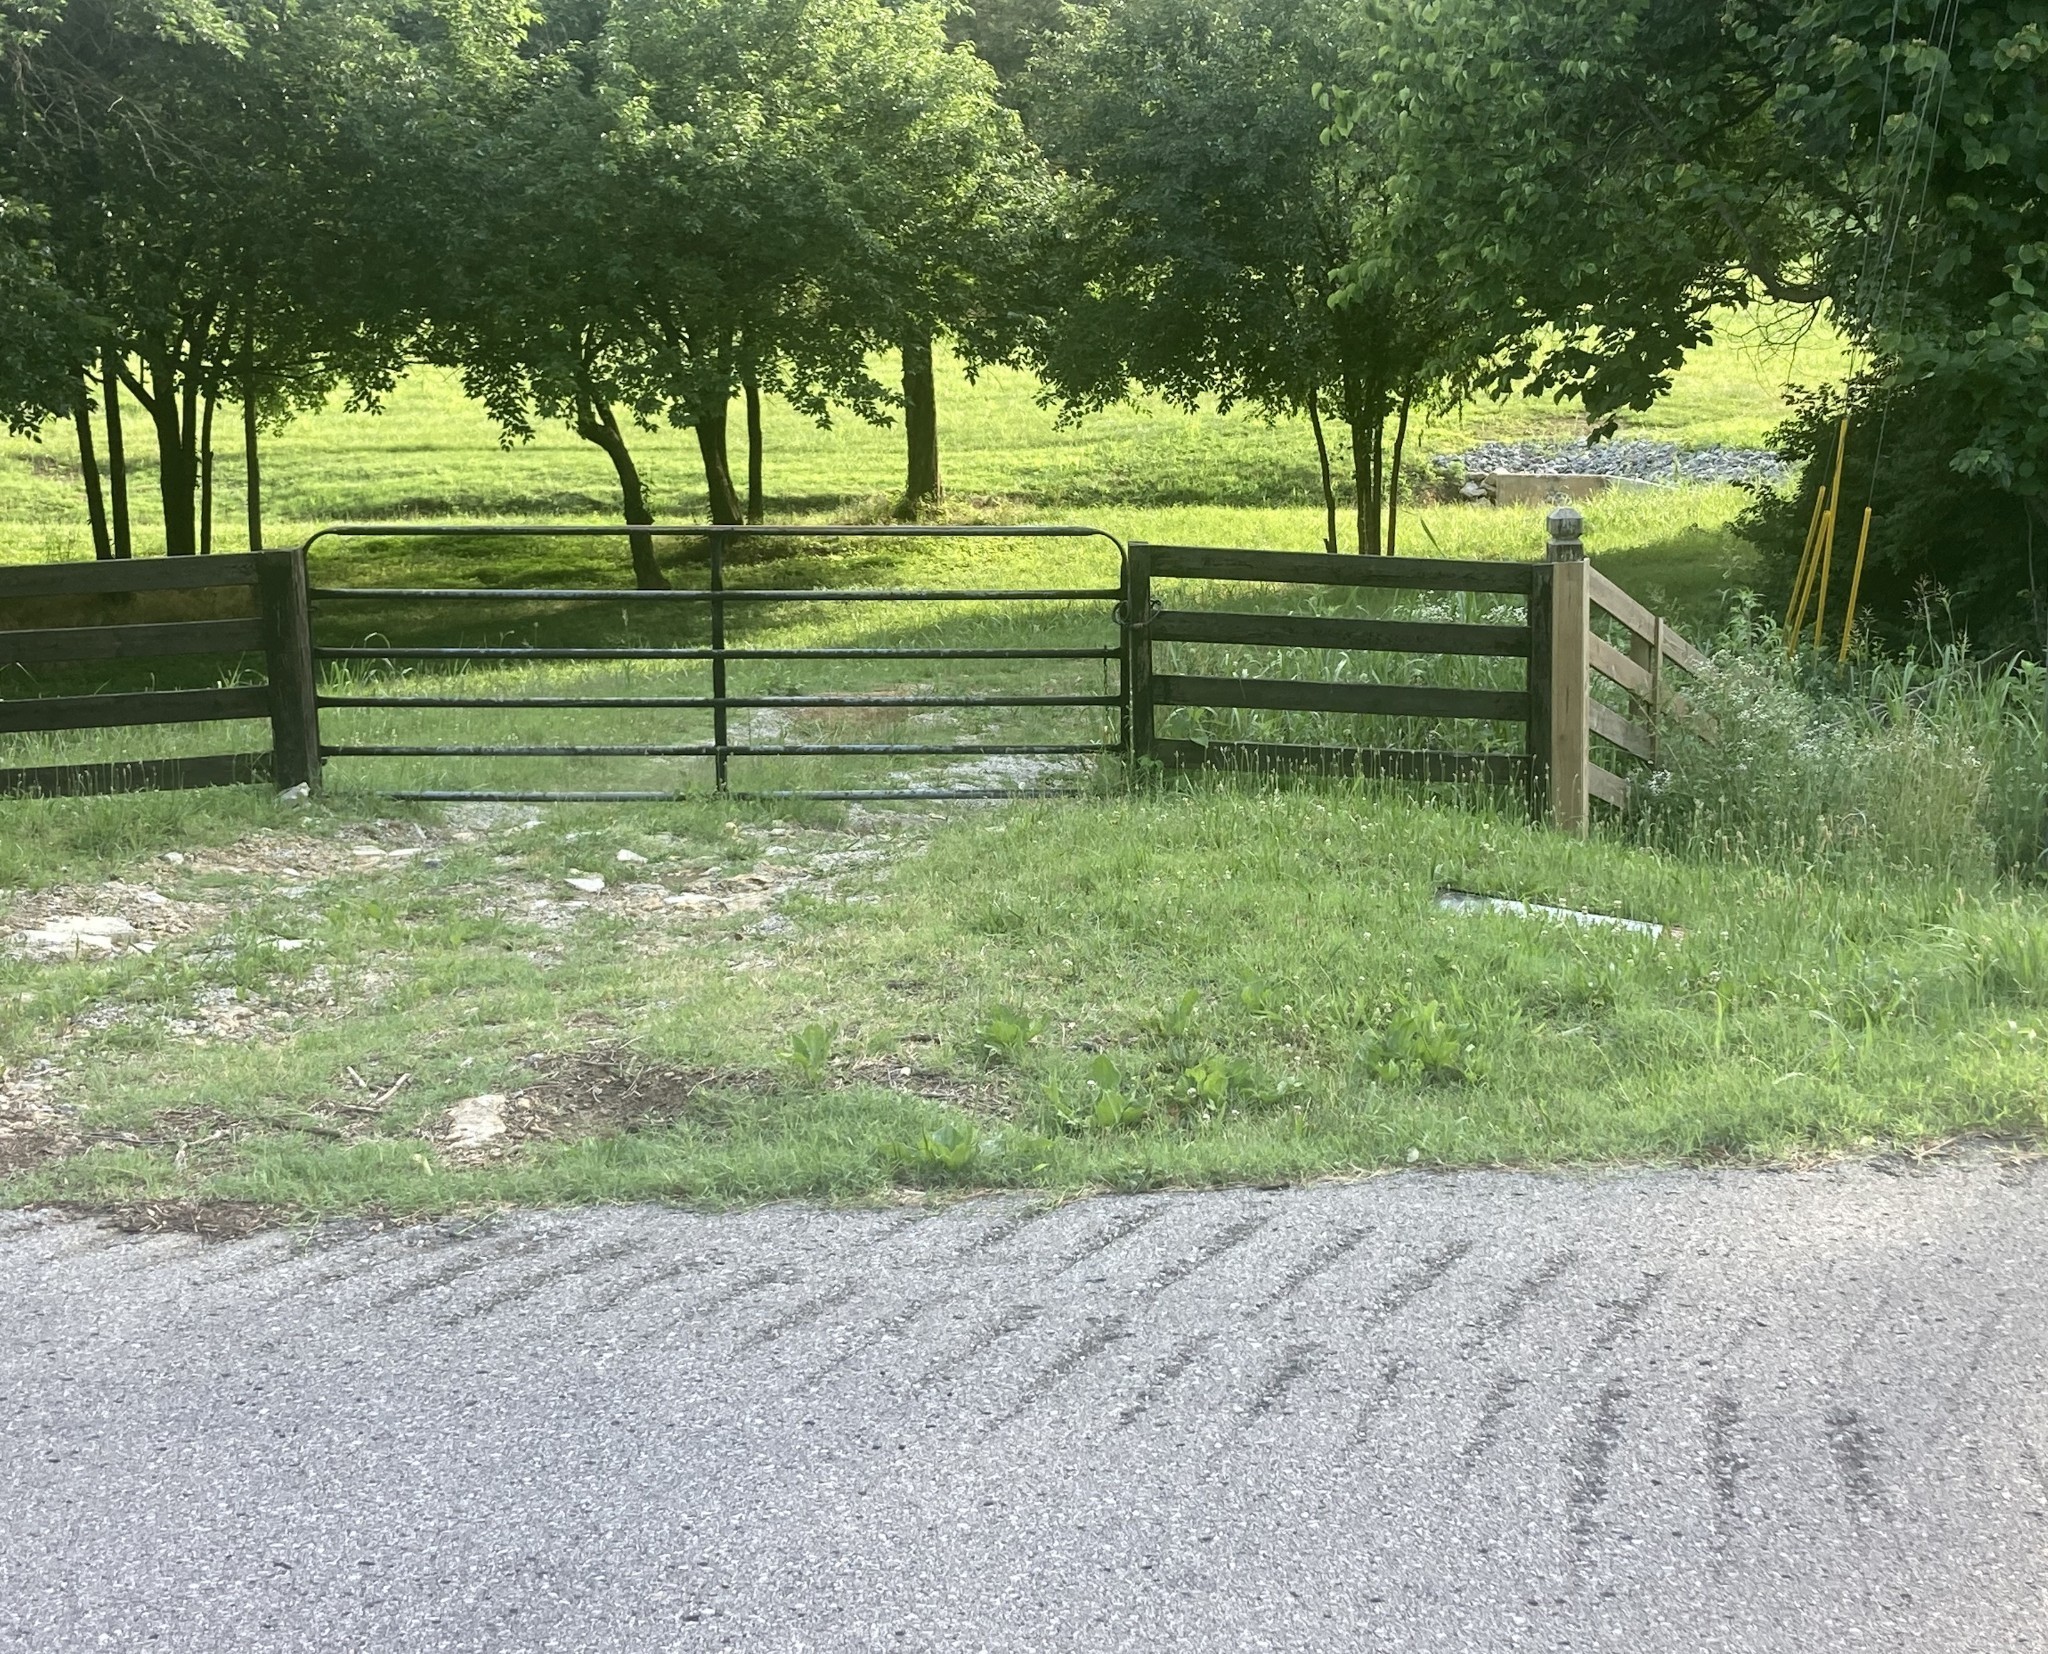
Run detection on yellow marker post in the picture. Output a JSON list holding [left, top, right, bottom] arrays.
[[1819, 416, 1850, 581], [1784, 485, 1828, 633], [1785, 481, 1835, 650], [1837, 507, 1873, 664], [1811, 505, 1839, 648], [1790, 507, 1833, 650]]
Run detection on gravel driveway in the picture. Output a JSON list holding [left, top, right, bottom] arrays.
[[4, 1159, 2045, 1651]]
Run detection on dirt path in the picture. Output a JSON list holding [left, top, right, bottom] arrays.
[[4, 1159, 2045, 1651]]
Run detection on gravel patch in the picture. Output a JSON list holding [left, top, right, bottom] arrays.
[[1436, 438, 1789, 487]]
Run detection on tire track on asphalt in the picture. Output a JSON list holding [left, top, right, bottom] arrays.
[[440, 1235, 648, 1325]]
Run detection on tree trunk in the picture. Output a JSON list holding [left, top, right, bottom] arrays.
[[1307, 383, 1338, 554], [102, 352, 132, 559], [743, 375, 765, 524], [1341, 369, 1380, 556], [695, 407, 744, 528], [898, 328, 940, 517], [134, 355, 199, 558], [574, 396, 670, 590], [244, 385, 263, 552], [199, 389, 216, 555], [1385, 386, 1411, 561], [74, 384, 113, 561]]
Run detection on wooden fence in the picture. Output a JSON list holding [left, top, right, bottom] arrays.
[[1126, 542, 1536, 790], [0, 550, 318, 798], [1124, 507, 1709, 833], [0, 515, 1703, 828]]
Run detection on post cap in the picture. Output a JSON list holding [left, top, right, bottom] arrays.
[[1545, 505, 1586, 561]]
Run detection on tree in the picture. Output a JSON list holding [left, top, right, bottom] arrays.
[[818, 4, 1052, 515], [0, 200, 91, 438], [0, 0, 519, 554], [945, 0, 1074, 98], [1341, 0, 1814, 437], [1750, 2, 2048, 644], [433, 0, 890, 580], [1351, 1, 2047, 640], [436, 0, 1042, 561], [1025, 0, 1469, 554]]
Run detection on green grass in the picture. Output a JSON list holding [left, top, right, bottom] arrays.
[[13, 295, 2027, 1226], [1, 305, 1841, 563], [2, 781, 2040, 1219]]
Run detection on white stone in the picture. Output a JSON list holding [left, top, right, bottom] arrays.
[[445, 1093, 508, 1148], [565, 875, 606, 894], [21, 915, 140, 952], [615, 849, 648, 864], [1436, 887, 1675, 939]]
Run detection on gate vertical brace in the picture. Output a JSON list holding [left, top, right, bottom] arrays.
[[709, 530, 729, 793], [1124, 541, 1153, 770], [259, 547, 321, 792]]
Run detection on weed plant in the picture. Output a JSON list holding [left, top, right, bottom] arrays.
[[1637, 607, 2048, 882]]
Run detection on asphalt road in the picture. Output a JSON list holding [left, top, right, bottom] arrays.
[[4, 1161, 2046, 1652]]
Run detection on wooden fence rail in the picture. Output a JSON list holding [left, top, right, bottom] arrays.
[[0, 549, 319, 799], [1125, 510, 1709, 833]]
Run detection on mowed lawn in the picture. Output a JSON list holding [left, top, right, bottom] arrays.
[[10, 304, 2042, 1227]]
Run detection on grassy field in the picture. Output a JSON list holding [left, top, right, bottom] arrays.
[[10, 302, 2041, 1230], [0, 306, 1848, 562]]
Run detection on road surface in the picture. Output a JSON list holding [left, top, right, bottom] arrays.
[[4, 1159, 2046, 1650]]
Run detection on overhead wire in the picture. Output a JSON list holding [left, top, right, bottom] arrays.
[[1860, 0, 1964, 506], [1818, 0, 1962, 659]]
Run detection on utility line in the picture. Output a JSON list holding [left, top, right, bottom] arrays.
[[1862, 0, 1964, 505]]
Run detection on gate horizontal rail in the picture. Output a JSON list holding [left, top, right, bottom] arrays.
[[312, 586, 1119, 603], [314, 645, 1117, 662], [318, 692, 1115, 710], [390, 787, 1080, 804], [335, 743, 1106, 759]]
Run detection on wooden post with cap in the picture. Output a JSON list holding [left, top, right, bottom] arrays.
[[1544, 506, 1590, 835]]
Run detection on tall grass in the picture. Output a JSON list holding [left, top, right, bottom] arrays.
[[1636, 606, 2048, 884]]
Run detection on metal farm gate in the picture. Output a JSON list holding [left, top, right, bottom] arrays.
[[301, 523, 1129, 804]]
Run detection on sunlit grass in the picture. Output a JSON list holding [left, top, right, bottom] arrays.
[[0, 305, 1841, 561]]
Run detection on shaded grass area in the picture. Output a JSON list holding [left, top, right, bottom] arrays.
[[3, 780, 2041, 1221]]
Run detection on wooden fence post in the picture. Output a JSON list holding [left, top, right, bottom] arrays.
[[1124, 540, 1153, 769], [257, 547, 321, 792], [1525, 561, 1554, 820], [1545, 507, 1589, 835]]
